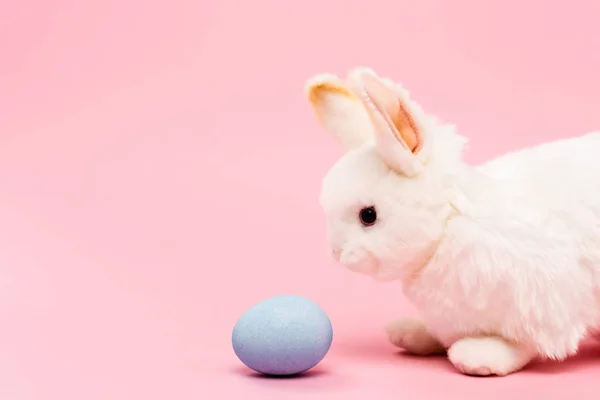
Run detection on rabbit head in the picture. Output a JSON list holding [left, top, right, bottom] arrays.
[[306, 67, 468, 282]]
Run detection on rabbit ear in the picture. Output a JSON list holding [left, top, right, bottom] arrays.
[[347, 68, 430, 177], [305, 74, 374, 152]]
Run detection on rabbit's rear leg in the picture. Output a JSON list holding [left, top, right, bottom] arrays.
[[448, 336, 534, 376], [385, 317, 445, 355]]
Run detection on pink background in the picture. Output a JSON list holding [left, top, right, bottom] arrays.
[[1, 0, 599, 399]]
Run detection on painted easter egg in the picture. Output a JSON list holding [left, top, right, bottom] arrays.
[[232, 295, 333, 376]]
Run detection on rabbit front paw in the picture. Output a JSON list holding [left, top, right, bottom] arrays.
[[385, 317, 445, 356], [448, 337, 534, 376]]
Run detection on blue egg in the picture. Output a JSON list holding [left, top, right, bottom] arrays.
[[232, 295, 333, 376]]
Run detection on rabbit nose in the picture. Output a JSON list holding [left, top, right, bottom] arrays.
[[331, 246, 342, 260]]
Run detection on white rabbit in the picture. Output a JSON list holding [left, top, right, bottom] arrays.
[[305, 67, 600, 376]]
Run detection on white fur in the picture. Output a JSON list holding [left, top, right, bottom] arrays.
[[306, 67, 600, 376], [448, 336, 534, 376]]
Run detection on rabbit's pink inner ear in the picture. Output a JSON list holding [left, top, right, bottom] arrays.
[[361, 74, 420, 153]]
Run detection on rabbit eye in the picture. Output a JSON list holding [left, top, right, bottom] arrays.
[[359, 206, 377, 227]]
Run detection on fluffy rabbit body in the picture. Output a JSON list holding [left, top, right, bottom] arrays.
[[305, 67, 600, 376]]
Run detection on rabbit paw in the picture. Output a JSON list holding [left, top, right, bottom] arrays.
[[385, 317, 445, 355], [448, 337, 533, 376]]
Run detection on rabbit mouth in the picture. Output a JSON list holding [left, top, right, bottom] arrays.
[[347, 260, 403, 282], [344, 254, 395, 281], [337, 248, 405, 281], [339, 248, 376, 274], [346, 258, 378, 276]]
